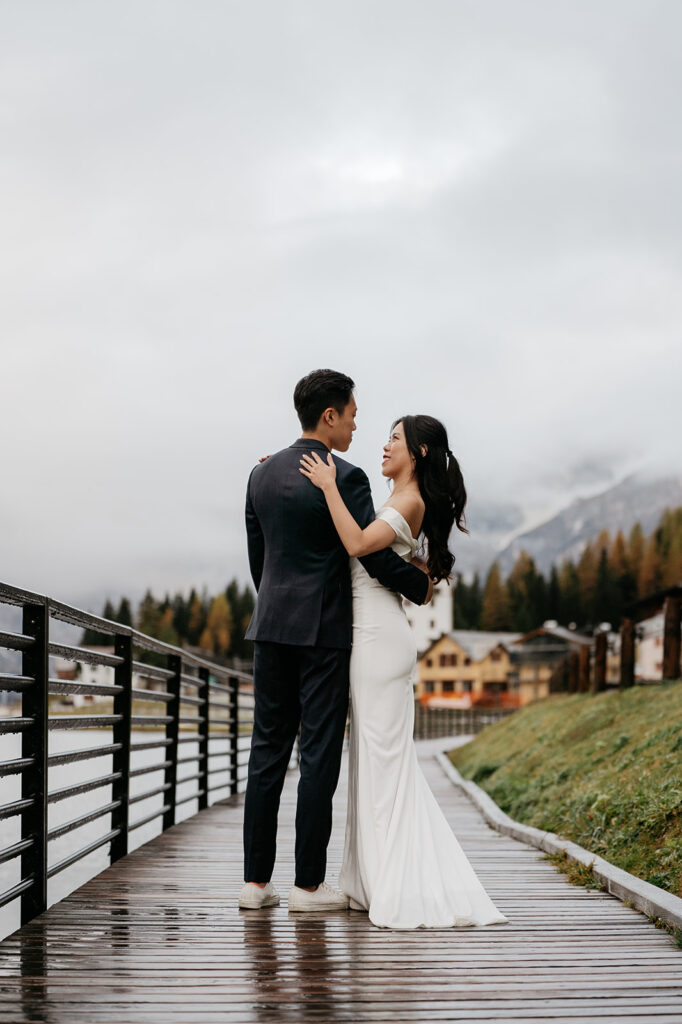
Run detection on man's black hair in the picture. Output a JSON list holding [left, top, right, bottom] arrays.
[[293, 369, 355, 431]]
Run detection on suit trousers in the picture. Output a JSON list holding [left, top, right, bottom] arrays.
[[243, 641, 350, 888]]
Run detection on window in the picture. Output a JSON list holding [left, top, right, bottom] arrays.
[[424, 681, 435, 694], [439, 653, 447, 667], [462, 680, 473, 692], [440, 653, 458, 667], [464, 657, 471, 666], [442, 680, 455, 693], [490, 650, 502, 662], [426, 657, 433, 668]]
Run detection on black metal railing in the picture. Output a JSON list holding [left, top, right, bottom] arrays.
[[0, 580, 255, 929], [413, 702, 514, 740]]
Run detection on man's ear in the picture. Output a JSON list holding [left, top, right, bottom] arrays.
[[323, 407, 336, 426], [420, 444, 428, 457]]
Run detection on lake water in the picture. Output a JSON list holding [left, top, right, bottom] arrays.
[[0, 727, 249, 941]]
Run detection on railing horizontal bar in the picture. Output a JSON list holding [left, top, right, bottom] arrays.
[[176, 735, 203, 745], [177, 752, 206, 765], [207, 765, 230, 776], [131, 687, 173, 703], [0, 796, 35, 820], [206, 733, 232, 740], [0, 630, 34, 652], [130, 738, 173, 752], [179, 673, 201, 687], [48, 743, 122, 766], [0, 580, 45, 607], [207, 781, 230, 793], [48, 800, 121, 841], [48, 679, 123, 698], [178, 693, 204, 707], [0, 756, 34, 776], [207, 681, 230, 694], [47, 828, 120, 878], [131, 660, 174, 681], [0, 717, 32, 733], [0, 837, 34, 865], [178, 715, 205, 724], [130, 760, 172, 778], [0, 876, 34, 909], [49, 771, 122, 803], [177, 772, 203, 785], [130, 715, 173, 726], [175, 789, 205, 808], [129, 804, 171, 831], [49, 715, 123, 730], [48, 642, 124, 668], [0, 673, 34, 691], [48, 596, 124, 635], [129, 783, 172, 805]]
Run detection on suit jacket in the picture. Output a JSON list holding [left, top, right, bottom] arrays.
[[244, 438, 429, 648]]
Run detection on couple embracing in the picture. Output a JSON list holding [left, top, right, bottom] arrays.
[[239, 369, 508, 930]]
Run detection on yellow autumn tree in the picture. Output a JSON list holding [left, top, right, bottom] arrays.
[[480, 562, 512, 631], [199, 594, 233, 656]]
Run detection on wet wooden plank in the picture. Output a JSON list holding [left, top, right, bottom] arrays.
[[0, 741, 680, 1022]]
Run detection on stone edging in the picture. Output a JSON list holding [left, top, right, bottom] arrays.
[[436, 746, 682, 931]]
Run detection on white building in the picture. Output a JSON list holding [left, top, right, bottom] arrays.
[[403, 580, 453, 656], [636, 614, 666, 681]]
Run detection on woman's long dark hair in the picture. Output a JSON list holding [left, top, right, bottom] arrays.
[[393, 414, 468, 584]]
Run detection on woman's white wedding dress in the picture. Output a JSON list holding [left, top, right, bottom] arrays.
[[338, 505, 509, 930]]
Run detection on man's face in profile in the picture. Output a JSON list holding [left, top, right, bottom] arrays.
[[330, 396, 357, 452]]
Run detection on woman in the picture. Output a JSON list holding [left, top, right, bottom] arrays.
[[299, 415, 509, 930]]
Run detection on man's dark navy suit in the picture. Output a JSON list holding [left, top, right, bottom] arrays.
[[243, 437, 429, 887]]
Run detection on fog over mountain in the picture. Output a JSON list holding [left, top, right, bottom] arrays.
[[455, 472, 682, 580]]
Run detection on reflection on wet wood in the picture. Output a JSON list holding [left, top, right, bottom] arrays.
[[1, 742, 681, 1022]]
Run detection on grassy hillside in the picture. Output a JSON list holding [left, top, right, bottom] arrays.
[[449, 683, 682, 898]]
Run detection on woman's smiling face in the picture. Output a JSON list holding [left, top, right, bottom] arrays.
[[381, 421, 413, 479]]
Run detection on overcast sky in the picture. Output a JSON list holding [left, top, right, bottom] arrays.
[[2, 1, 680, 613]]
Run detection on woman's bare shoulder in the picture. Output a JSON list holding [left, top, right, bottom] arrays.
[[386, 491, 425, 534]]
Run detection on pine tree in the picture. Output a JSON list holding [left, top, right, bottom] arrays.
[[171, 591, 190, 641], [576, 542, 598, 625], [187, 590, 206, 646], [507, 550, 545, 633], [558, 560, 582, 626], [628, 523, 645, 590], [137, 590, 161, 637], [547, 566, 561, 620], [638, 534, 662, 596], [480, 563, 512, 631], [116, 597, 133, 627], [656, 507, 682, 588]]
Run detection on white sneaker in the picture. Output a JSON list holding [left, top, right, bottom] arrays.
[[288, 881, 350, 912], [238, 882, 280, 909]]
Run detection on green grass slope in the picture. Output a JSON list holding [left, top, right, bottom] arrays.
[[449, 683, 682, 897]]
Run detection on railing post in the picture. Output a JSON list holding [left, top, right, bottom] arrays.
[[662, 596, 681, 681], [197, 666, 210, 811], [111, 633, 133, 862], [620, 618, 636, 688], [592, 632, 608, 693], [229, 675, 239, 796], [163, 654, 181, 830], [20, 601, 49, 926], [578, 645, 591, 693]]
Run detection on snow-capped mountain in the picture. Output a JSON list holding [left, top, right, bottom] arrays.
[[494, 473, 682, 576]]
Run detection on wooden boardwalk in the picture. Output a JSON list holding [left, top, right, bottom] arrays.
[[1, 740, 681, 1023]]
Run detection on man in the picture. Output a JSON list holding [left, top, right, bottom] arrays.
[[239, 369, 432, 911]]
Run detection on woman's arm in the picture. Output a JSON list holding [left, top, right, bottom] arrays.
[[299, 452, 396, 556]]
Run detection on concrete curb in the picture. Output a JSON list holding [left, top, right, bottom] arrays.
[[436, 743, 682, 931]]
